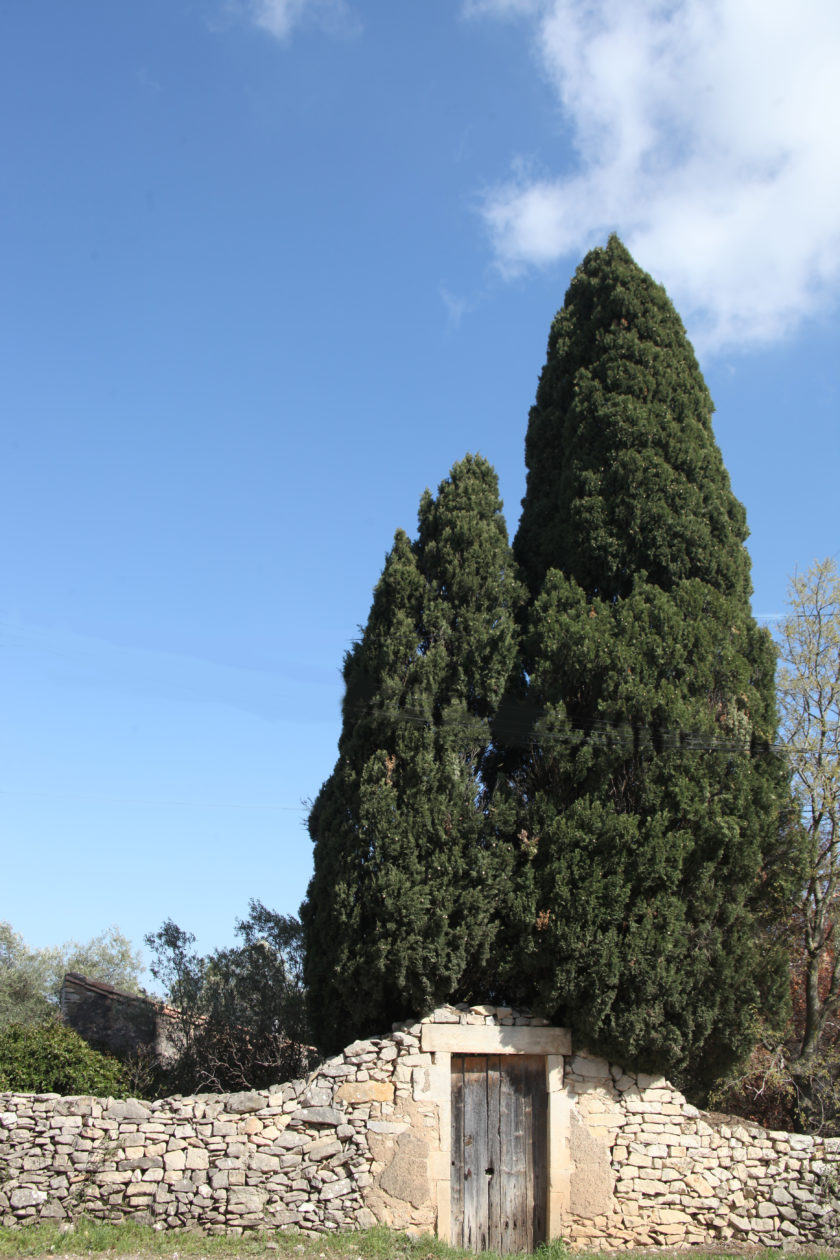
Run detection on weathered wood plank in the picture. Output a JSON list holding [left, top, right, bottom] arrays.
[[486, 1056, 501, 1250], [530, 1056, 548, 1247], [500, 1057, 526, 1251], [450, 1055, 465, 1248], [463, 1056, 489, 1252]]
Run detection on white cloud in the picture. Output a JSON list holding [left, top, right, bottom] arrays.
[[248, 0, 358, 41], [475, 0, 840, 353]]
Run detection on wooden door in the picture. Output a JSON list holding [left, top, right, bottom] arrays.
[[450, 1055, 547, 1253]]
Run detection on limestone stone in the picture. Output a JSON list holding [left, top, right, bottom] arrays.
[[227, 1186, 267, 1213], [104, 1100, 151, 1121], [290, 1107, 343, 1126], [334, 1082, 394, 1105], [10, 1189, 47, 1208], [225, 1092, 265, 1115]]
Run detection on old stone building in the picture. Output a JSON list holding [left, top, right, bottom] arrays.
[[59, 973, 179, 1064]]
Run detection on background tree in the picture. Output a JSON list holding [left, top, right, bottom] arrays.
[[62, 927, 145, 993], [709, 560, 840, 1131], [0, 922, 143, 1029], [780, 558, 840, 1069], [0, 923, 58, 1028], [145, 901, 310, 1093], [302, 455, 524, 1052], [504, 237, 801, 1096]]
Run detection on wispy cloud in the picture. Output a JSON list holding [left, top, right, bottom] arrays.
[[470, 0, 840, 354], [247, 0, 359, 42], [440, 285, 472, 329]]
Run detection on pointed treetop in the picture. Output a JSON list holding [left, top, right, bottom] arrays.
[[514, 236, 752, 605]]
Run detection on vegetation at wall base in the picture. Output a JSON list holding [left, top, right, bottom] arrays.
[[0, 1020, 130, 1097], [0, 1221, 504, 1260], [0, 1220, 834, 1260]]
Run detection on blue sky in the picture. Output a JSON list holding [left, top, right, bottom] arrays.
[[2, 0, 838, 983]]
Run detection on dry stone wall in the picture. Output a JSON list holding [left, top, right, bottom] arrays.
[[2, 1004, 840, 1250], [564, 1052, 840, 1248], [0, 1024, 435, 1237]]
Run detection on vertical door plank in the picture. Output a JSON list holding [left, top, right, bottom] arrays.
[[463, 1056, 489, 1252], [486, 1056, 501, 1251], [529, 1057, 548, 1246], [499, 1057, 522, 1252], [450, 1056, 465, 1248]]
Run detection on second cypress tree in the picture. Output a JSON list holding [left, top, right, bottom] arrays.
[[302, 455, 523, 1052]]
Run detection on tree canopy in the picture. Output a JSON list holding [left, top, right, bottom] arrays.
[[0, 922, 143, 1030], [302, 238, 802, 1095], [514, 235, 751, 606], [145, 901, 310, 1094], [302, 454, 524, 1051], [778, 557, 840, 1066], [501, 237, 799, 1093]]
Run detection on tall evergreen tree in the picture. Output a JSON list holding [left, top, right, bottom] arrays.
[[508, 237, 801, 1095], [302, 455, 524, 1052]]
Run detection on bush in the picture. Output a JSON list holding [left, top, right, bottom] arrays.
[[0, 1019, 131, 1096]]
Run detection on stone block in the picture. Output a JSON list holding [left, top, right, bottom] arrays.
[[301, 1086, 333, 1108], [225, 1092, 265, 1115], [227, 1186, 266, 1213], [319, 1177, 353, 1201], [290, 1107, 343, 1126], [421, 1022, 570, 1055], [10, 1188, 47, 1208], [334, 1082, 394, 1105], [634, 1178, 667, 1195], [306, 1138, 342, 1160], [104, 1100, 150, 1121]]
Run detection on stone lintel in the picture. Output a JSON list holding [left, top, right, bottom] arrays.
[[421, 1022, 571, 1056]]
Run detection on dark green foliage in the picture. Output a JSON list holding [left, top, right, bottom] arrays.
[[0, 1020, 130, 1096], [507, 237, 800, 1094], [144, 902, 311, 1094], [514, 237, 751, 605], [303, 455, 524, 1052], [302, 238, 800, 1093]]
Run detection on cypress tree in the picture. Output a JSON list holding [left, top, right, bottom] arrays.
[[509, 237, 800, 1095], [302, 455, 524, 1052]]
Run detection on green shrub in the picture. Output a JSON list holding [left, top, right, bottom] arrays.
[[0, 1019, 131, 1096]]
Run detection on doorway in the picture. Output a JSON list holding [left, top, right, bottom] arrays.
[[450, 1054, 547, 1252]]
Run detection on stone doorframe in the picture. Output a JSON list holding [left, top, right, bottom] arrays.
[[419, 1023, 573, 1242]]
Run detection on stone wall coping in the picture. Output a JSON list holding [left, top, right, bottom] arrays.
[[421, 1022, 572, 1055]]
